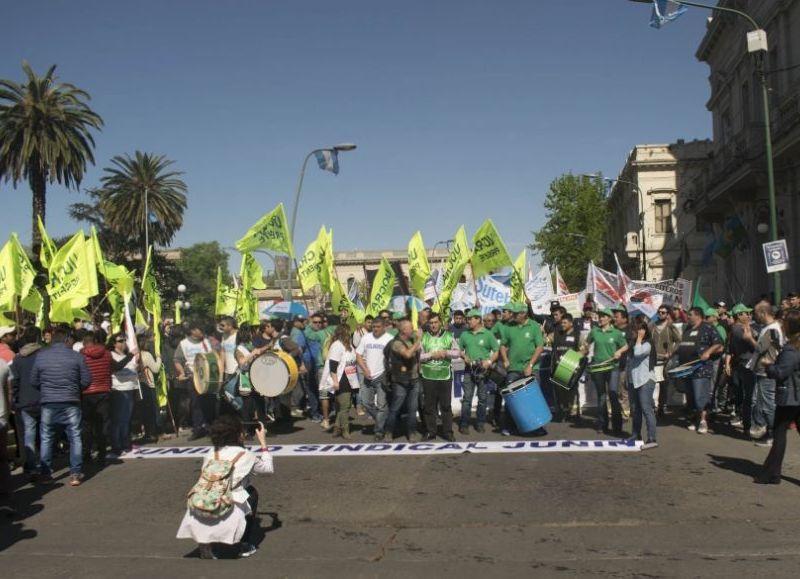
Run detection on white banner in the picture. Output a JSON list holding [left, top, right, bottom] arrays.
[[126, 439, 642, 459], [525, 264, 554, 314]]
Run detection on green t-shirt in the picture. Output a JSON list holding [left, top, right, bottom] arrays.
[[387, 327, 399, 337], [421, 331, 455, 381], [458, 328, 499, 362], [587, 326, 627, 368], [492, 321, 506, 343], [502, 319, 545, 372], [304, 325, 336, 367]]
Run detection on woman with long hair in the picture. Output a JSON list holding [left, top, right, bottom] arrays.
[[320, 324, 359, 439], [627, 315, 658, 450], [177, 415, 273, 559], [755, 309, 800, 484], [109, 333, 138, 457]]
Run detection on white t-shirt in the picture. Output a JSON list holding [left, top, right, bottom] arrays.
[[111, 351, 139, 391], [320, 340, 359, 391], [221, 332, 238, 374], [355, 331, 393, 379], [179, 338, 212, 374]]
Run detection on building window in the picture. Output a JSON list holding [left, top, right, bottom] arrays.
[[654, 199, 673, 234]]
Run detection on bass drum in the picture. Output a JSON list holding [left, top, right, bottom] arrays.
[[193, 352, 222, 395], [248, 351, 299, 398]]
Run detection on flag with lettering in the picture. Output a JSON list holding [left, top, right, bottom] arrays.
[[240, 252, 266, 290], [214, 267, 239, 317], [435, 226, 471, 315], [46, 232, 98, 322], [471, 219, 512, 278], [407, 231, 431, 300], [235, 202, 294, 257], [366, 257, 396, 317], [37, 215, 57, 269], [298, 226, 327, 293]]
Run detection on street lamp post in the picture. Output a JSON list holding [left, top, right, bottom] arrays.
[[628, 0, 780, 303], [584, 174, 647, 280], [289, 143, 357, 247]]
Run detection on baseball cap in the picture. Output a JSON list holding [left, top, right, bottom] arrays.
[[704, 308, 718, 318], [730, 303, 753, 315], [467, 308, 482, 318], [598, 308, 614, 318], [714, 301, 727, 308]]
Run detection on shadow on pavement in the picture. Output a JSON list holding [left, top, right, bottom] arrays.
[[182, 511, 282, 559], [707, 454, 761, 479]]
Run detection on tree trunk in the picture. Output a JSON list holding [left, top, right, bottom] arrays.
[[30, 166, 49, 326]]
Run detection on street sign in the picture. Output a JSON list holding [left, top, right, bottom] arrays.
[[762, 239, 790, 273]]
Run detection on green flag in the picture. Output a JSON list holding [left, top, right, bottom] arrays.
[[366, 258, 396, 317], [240, 253, 266, 290], [298, 225, 329, 293], [471, 218, 512, 278], [692, 276, 712, 312], [215, 267, 239, 317], [332, 277, 363, 328], [511, 250, 526, 303], [235, 202, 294, 257], [407, 231, 431, 300], [37, 215, 57, 269], [320, 227, 335, 293], [436, 226, 471, 312], [47, 232, 98, 322]]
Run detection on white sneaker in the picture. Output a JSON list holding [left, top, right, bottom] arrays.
[[697, 420, 708, 434], [754, 438, 774, 448], [687, 423, 697, 431], [239, 542, 257, 558], [641, 441, 659, 450], [750, 425, 767, 439], [730, 417, 743, 427], [320, 419, 330, 430]]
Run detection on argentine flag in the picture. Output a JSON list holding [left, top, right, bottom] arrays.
[[314, 149, 339, 175], [650, 0, 688, 29]]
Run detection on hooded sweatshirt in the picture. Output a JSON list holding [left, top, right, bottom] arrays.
[[9, 343, 43, 411], [82, 344, 113, 395]]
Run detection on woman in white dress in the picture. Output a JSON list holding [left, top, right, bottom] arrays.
[[177, 414, 273, 559]]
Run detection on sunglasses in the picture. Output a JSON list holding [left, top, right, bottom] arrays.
[[658, 311, 668, 315], [115, 339, 126, 343]]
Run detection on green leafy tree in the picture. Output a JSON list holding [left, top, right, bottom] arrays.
[[0, 61, 103, 256], [98, 151, 188, 261], [531, 173, 608, 290], [173, 242, 230, 321]]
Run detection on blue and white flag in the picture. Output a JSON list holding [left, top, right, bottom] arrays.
[[314, 149, 339, 175], [650, 0, 688, 29]]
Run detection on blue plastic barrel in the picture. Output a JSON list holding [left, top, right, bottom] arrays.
[[501, 378, 552, 433]]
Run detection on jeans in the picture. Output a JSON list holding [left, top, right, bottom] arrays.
[[385, 379, 420, 438], [19, 408, 41, 473], [40, 403, 83, 475], [592, 369, 622, 432], [301, 372, 321, 419], [81, 393, 110, 460], [460, 372, 489, 426], [111, 389, 136, 452], [733, 365, 756, 430], [762, 405, 800, 478], [422, 377, 454, 437], [361, 375, 389, 435], [683, 377, 712, 412], [752, 376, 776, 438], [631, 380, 658, 442], [190, 389, 217, 433], [140, 386, 159, 439], [243, 485, 259, 544]]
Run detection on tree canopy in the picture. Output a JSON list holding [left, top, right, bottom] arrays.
[[531, 173, 608, 290]]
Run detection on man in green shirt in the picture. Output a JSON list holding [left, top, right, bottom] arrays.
[[420, 312, 460, 441], [458, 309, 499, 434], [584, 308, 628, 435], [500, 302, 545, 435]]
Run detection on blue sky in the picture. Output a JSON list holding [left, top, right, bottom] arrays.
[[1, 0, 711, 271]]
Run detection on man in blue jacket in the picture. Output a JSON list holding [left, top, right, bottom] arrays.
[[31, 325, 92, 486]]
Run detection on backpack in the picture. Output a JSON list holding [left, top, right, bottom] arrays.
[[186, 450, 245, 520]]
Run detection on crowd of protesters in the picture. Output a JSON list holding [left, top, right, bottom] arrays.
[[1, 290, 800, 503]]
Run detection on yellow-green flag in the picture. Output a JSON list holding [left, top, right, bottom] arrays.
[[0, 239, 17, 311], [366, 257, 396, 317], [90, 226, 106, 277], [410, 298, 419, 331], [331, 278, 363, 328], [37, 215, 57, 269], [47, 232, 98, 322], [235, 287, 259, 326], [157, 369, 169, 408], [321, 227, 335, 293], [511, 250, 526, 303], [471, 218, 512, 278], [215, 267, 239, 317], [407, 231, 430, 300], [174, 300, 182, 325], [84, 236, 99, 297], [235, 203, 294, 257], [298, 225, 328, 293], [438, 226, 471, 301], [240, 253, 266, 290], [141, 246, 164, 355]]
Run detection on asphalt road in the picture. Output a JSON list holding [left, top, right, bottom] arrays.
[[2, 412, 800, 578]]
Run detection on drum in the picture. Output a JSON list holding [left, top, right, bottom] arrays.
[[667, 360, 702, 379], [248, 351, 299, 397], [193, 353, 222, 395], [588, 359, 616, 373], [501, 378, 552, 433], [551, 350, 586, 391]]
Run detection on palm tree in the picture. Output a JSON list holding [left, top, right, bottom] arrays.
[[0, 61, 103, 257], [98, 151, 188, 258]]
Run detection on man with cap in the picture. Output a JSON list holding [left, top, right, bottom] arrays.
[[501, 303, 546, 434], [583, 308, 628, 435], [724, 303, 757, 429], [677, 307, 724, 434], [458, 308, 500, 434], [0, 326, 16, 364], [490, 304, 516, 426]]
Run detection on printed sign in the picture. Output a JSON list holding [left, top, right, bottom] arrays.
[[762, 239, 790, 273]]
